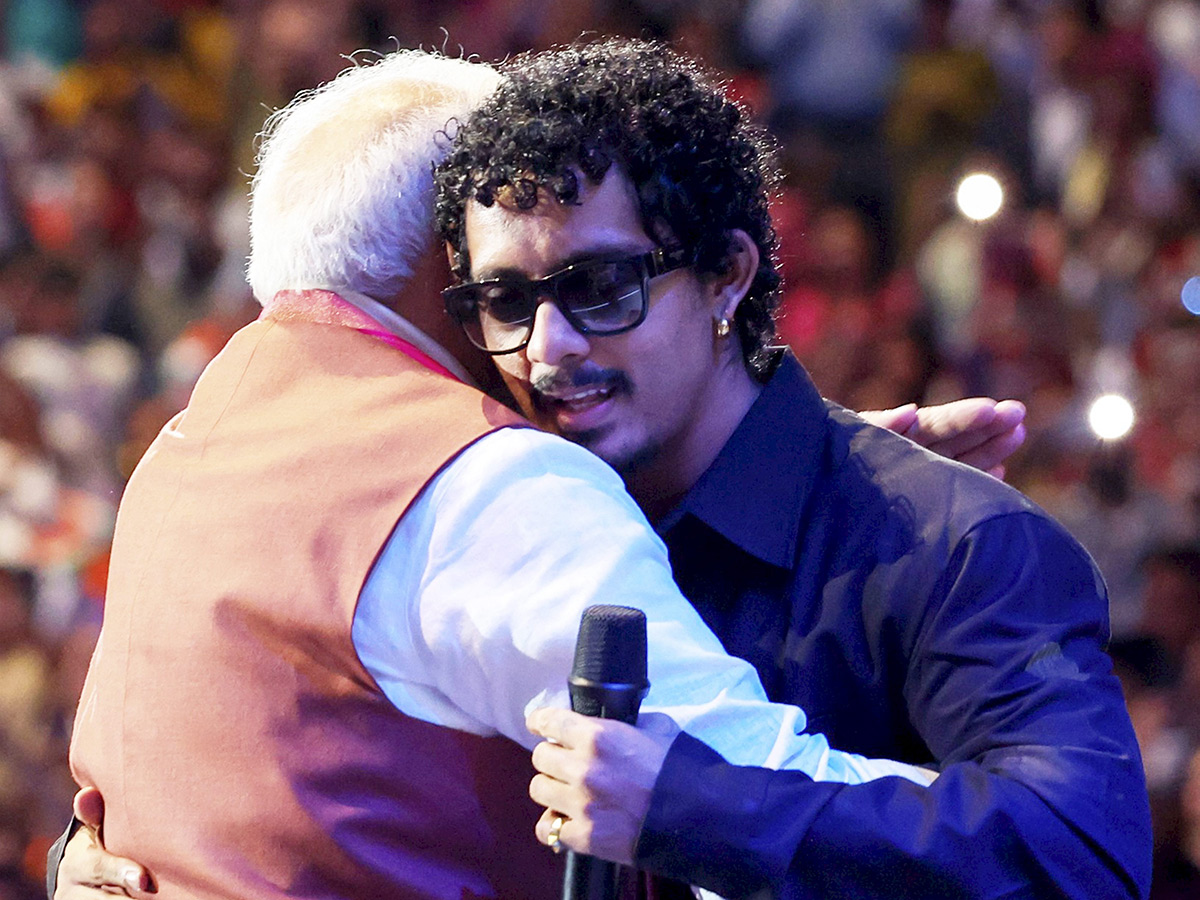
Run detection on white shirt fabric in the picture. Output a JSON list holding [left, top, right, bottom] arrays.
[[342, 291, 932, 786]]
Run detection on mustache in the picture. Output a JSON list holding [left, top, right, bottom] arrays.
[[530, 367, 633, 400]]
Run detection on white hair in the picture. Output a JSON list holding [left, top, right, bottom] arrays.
[[247, 50, 500, 304]]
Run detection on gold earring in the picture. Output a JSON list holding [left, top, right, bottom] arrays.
[[715, 317, 731, 338]]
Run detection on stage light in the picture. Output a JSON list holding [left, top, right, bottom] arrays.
[[956, 173, 1003, 222], [1182, 276, 1200, 315], [1088, 394, 1135, 440]]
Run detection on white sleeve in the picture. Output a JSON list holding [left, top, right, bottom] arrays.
[[353, 427, 931, 785]]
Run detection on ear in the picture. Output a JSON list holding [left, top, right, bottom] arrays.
[[706, 229, 759, 323], [445, 240, 464, 279]]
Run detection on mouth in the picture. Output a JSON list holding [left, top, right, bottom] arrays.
[[545, 383, 614, 409], [531, 371, 629, 432]]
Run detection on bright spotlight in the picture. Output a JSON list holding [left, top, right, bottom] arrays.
[[956, 173, 1004, 222], [1088, 394, 1135, 440], [1182, 276, 1200, 316]]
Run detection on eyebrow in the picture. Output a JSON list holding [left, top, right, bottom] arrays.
[[471, 242, 652, 282]]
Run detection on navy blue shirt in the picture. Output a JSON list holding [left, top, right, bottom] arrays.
[[638, 354, 1151, 899]]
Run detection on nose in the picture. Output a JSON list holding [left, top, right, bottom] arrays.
[[524, 298, 590, 368]]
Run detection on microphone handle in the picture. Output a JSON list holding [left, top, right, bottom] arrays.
[[563, 852, 620, 900], [562, 681, 648, 900]]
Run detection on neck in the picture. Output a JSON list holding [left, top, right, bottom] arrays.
[[626, 355, 761, 523]]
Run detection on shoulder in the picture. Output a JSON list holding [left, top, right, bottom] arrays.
[[816, 403, 1105, 614], [446, 427, 628, 492], [823, 401, 1044, 545], [430, 426, 649, 532]]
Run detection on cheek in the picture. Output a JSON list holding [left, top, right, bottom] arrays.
[[491, 351, 528, 383], [634, 308, 711, 381], [494, 358, 535, 409], [622, 332, 701, 413]]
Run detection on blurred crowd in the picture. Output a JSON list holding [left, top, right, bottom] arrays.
[[0, 0, 1198, 896]]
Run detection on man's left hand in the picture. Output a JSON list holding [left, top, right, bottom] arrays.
[[861, 398, 1026, 479], [526, 708, 678, 865], [54, 787, 154, 898]]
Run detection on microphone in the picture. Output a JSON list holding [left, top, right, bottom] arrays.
[[563, 605, 650, 900]]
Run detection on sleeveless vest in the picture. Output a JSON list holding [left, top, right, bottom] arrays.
[[71, 292, 561, 899]]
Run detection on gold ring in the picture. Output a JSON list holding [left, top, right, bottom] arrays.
[[547, 814, 565, 854]]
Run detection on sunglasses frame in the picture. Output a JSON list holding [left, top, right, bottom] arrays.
[[442, 245, 692, 356]]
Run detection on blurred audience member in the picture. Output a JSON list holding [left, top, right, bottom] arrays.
[[1138, 544, 1200, 668], [1110, 635, 1188, 795], [1054, 450, 1192, 635], [0, 566, 52, 900], [1151, 746, 1200, 900], [740, 0, 917, 258], [1, 255, 138, 495]]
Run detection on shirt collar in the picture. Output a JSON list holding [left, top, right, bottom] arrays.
[[658, 352, 827, 569], [331, 288, 476, 387]]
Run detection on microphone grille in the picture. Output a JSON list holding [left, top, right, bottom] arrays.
[[571, 605, 648, 685]]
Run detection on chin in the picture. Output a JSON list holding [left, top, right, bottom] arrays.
[[556, 425, 622, 464], [592, 436, 661, 481]]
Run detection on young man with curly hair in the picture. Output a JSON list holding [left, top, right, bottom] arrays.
[[432, 37, 1150, 900]]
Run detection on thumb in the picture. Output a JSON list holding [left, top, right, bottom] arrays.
[[61, 789, 156, 895], [73, 787, 104, 829]]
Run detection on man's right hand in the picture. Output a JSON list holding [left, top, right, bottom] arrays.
[[526, 708, 678, 866], [55, 787, 154, 898]]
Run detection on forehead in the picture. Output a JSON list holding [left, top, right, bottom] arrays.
[[464, 171, 653, 279]]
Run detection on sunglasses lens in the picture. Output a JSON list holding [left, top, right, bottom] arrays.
[[560, 260, 645, 332], [447, 283, 535, 353], [445, 252, 665, 354]]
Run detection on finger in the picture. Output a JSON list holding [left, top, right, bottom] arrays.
[[60, 827, 153, 895], [955, 423, 1026, 474], [540, 811, 590, 859], [529, 772, 583, 820], [533, 809, 557, 849], [924, 398, 1024, 460], [530, 738, 582, 785], [526, 707, 598, 750], [992, 399, 1027, 432], [858, 403, 918, 434], [930, 413, 1021, 460], [73, 787, 104, 830], [534, 809, 585, 855], [914, 399, 1000, 458]]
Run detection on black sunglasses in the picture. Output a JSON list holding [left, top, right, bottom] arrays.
[[442, 246, 691, 355]]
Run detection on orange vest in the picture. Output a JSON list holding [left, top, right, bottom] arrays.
[[71, 297, 561, 899]]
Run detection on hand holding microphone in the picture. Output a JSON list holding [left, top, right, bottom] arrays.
[[525, 606, 678, 898]]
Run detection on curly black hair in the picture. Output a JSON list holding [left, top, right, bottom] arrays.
[[433, 37, 782, 379]]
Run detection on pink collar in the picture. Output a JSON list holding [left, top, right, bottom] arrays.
[[261, 289, 459, 381]]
